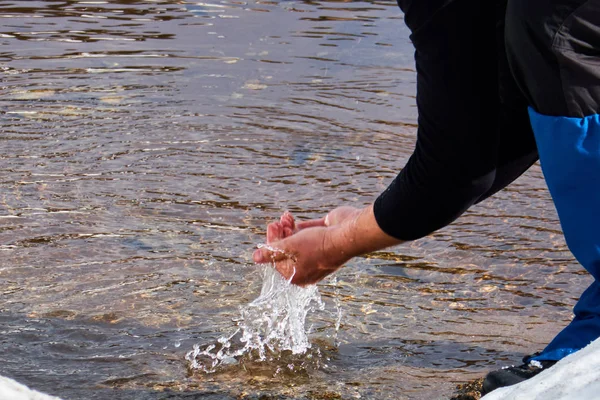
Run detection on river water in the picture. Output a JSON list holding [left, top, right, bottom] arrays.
[[0, 1, 591, 399]]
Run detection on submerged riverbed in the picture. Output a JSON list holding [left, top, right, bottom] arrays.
[[0, 1, 590, 399]]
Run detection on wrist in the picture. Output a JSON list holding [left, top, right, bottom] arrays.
[[333, 204, 402, 259]]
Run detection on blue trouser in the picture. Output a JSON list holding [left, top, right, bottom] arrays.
[[529, 110, 600, 361], [504, 0, 600, 362]]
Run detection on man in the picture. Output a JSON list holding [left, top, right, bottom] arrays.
[[253, 0, 600, 394]]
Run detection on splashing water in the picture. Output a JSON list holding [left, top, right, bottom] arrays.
[[186, 253, 327, 373], [329, 276, 343, 348]]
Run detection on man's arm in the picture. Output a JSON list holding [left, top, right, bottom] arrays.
[[253, 204, 402, 286]]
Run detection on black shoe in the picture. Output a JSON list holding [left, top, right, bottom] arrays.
[[481, 356, 557, 395]]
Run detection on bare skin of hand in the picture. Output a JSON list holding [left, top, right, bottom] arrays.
[[253, 205, 402, 286]]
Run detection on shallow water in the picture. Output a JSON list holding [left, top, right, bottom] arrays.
[[0, 1, 591, 399]]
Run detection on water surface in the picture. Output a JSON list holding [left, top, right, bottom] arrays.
[[0, 1, 589, 399]]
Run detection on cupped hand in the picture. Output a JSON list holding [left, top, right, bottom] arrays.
[[253, 207, 361, 286]]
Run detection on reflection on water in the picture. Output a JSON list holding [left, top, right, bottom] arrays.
[[0, 1, 590, 399]]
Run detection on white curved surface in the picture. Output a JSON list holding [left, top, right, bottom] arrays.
[[481, 337, 600, 400], [0, 376, 62, 400]]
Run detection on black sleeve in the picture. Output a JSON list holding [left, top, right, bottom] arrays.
[[373, 0, 537, 241]]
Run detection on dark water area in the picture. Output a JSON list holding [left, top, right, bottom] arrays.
[[0, 1, 590, 399]]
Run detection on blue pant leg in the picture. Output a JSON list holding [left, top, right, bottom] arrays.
[[528, 108, 600, 361]]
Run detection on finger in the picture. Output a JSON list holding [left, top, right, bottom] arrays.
[[296, 217, 326, 230], [274, 260, 295, 281], [280, 211, 296, 231], [266, 222, 283, 244], [283, 226, 294, 238], [252, 245, 290, 264]]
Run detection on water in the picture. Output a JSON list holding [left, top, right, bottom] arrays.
[[0, 1, 591, 399], [185, 264, 327, 373]]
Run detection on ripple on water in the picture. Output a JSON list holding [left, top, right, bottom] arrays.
[[0, 0, 589, 399]]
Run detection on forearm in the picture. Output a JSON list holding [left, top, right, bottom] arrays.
[[329, 204, 403, 261]]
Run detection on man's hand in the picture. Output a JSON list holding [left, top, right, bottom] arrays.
[[253, 205, 402, 286]]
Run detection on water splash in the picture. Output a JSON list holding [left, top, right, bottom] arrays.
[[329, 276, 343, 347], [186, 261, 326, 373]]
